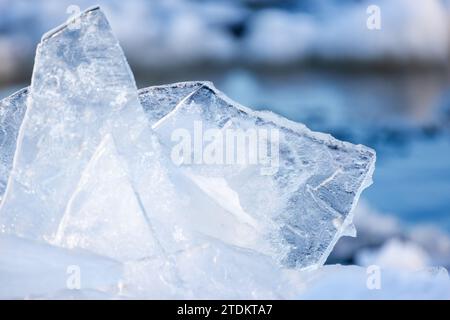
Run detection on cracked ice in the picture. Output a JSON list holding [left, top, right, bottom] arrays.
[[0, 7, 380, 299]]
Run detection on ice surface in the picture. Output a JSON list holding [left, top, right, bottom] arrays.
[[139, 82, 205, 126], [0, 83, 204, 201], [0, 88, 27, 200], [147, 82, 376, 268], [52, 134, 160, 262], [0, 234, 122, 299], [120, 238, 296, 299]]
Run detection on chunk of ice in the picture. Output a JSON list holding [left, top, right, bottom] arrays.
[[0, 7, 184, 259], [0, 9, 274, 265], [0, 80, 375, 269], [0, 7, 375, 269], [0, 82, 204, 202], [149, 82, 376, 268], [1, 7, 146, 239]]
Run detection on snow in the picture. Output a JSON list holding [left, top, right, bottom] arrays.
[[297, 265, 450, 300], [2, 234, 449, 299], [331, 200, 450, 269], [0, 234, 122, 299], [356, 239, 430, 271]]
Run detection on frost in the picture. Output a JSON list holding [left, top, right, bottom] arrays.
[[0, 234, 122, 299]]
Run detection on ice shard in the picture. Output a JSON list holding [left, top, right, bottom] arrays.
[[0, 7, 143, 239], [148, 82, 376, 269], [0, 7, 184, 256], [0, 88, 28, 201]]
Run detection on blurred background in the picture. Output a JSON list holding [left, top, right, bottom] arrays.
[[1, 0, 449, 270]]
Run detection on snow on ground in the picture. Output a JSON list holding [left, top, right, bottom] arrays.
[[1, 233, 449, 299], [330, 200, 450, 270], [0, 234, 122, 299], [298, 265, 450, 300]]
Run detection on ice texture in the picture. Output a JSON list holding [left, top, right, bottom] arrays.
[[0, 7, 187, 264], [0, 82, 376, 269], [139, 82, 205, 126], [120, 238, 293, 299], [1, 5, 449, 300], [0, 88, 28, 200], [52, 134, 160, 262], [0, 83, 204, 201], [0, 83, 204, 202], [0, 82, 375, 269], [0, 8, 272, 266], [148, 82, 376, 268], [0, 7, 375, 270]]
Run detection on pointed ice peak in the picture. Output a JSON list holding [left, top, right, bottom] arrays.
[[41, 6, 101, 42], [0, 6, 144, 240]]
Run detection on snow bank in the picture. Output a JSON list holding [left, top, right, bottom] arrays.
[[1, 234, 449, 299], [0, 235, 122, 299], [330, 200, 450, 269]]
